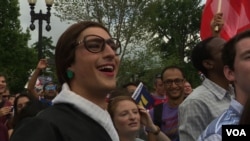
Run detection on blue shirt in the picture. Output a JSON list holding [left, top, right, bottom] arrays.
[[197, 99, 243, 141], [39, 98, 52, 106]]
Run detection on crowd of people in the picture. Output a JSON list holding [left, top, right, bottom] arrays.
[[0, 12, 250, 141]]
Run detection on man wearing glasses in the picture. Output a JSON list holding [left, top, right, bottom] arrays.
[[149, 66, 185, 141], [27, 59, 58, 106]]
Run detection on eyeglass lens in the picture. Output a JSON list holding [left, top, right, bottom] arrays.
[[164, 79, 184, 85], [45, 85, 56, 91], [84, 35, 121, 55]]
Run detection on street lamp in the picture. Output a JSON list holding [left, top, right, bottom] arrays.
[[28, 0, 54, 60]]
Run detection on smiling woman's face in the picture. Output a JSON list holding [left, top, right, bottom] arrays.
[[113, 100, 140, 135], [69, 27, 120, 96]]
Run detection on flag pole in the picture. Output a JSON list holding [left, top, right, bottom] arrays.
[[214, 0, 222, 32]]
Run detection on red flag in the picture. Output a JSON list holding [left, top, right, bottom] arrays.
[[200, 0, 250, 41]]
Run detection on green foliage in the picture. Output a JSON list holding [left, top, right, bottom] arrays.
[[54, 0, 155, 87], [142, 0, 202, 61], [31, 36, 55, 60], [54, 0, 150, 62], [0, 0, 36, 93], [31, 36, 57, 83], [117, 45, 164, 91], [53, 0, 204, 89], [140, 0, 203, 88]]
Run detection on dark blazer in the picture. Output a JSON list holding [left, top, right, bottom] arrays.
[[10, 104, 112, 141]]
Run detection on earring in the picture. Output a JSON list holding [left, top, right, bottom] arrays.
[[66, 70, 74, 79]]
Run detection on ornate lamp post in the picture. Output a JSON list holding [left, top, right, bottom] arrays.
[[28, 0, 54, 60]]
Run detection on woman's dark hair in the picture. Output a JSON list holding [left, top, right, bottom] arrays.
[[11, 92, 34, 127], [55, 21, 111, 85], [12, 99, 48, 128], [13, 92, 34, 114]]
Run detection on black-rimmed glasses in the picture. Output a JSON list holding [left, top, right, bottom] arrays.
[[75, 35, 121, 55], [163, 79, 184, 86]]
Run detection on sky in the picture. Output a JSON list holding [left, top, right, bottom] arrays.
[[19, 0, 206, 46], [19, 0, 71, 46]]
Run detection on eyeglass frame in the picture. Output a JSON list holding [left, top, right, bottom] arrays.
[[163, 78, 185, 86], [75, 34, 122, 55]]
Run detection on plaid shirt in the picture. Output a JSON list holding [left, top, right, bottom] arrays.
[[197, 99, 243, 141], [178, 78, 234, 141]]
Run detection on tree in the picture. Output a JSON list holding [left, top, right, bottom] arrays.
[[53, 0, 150, 63], [31, 36, 57, 82], [141, 0, 203, 87], [118, 43, 164, 91], [142, 0, 203, 63], [53, 0, 204, 87], [0, 0, 36, 93], [32, 36, 55, 59], [53, 0, 158, 86]]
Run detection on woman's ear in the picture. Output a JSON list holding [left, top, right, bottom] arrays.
[[223, 65, 235, 81]]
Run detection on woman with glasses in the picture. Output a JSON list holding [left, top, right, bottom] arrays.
[[10, 21, 121, 141]]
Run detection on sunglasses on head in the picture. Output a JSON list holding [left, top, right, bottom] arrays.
[[45, 85, 56, 91], [75, 35, 121, 55]]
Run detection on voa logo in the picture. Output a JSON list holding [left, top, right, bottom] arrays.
[[226, 129, 246, 136]]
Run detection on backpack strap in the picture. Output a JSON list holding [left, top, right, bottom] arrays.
[[153, 103, 163, 128]]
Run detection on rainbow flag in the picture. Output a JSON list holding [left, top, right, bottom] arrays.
[[132, 82, 155, 109]]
